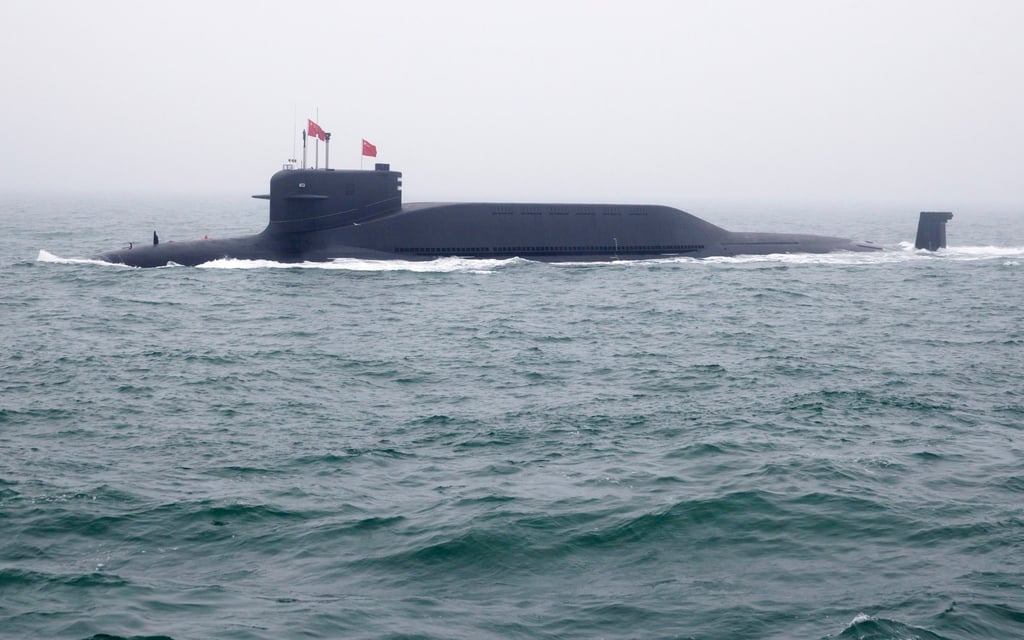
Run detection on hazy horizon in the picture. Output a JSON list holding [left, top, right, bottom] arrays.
[[3, 1, 1022, 210]]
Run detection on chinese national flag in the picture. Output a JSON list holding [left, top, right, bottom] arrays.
[[362, 139, 378, 157], [307, 119, 327, 141]]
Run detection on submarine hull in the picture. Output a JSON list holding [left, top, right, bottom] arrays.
[[278, 202, 881, 262], [93, 205, 879, 267], [91, 166, 909, 268]]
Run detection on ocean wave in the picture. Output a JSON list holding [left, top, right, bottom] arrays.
[[361, 528, 532, 572], [0, 567, 129, 589], [834, 613, 951, 639], [13, 499, 316, 549], [80, 635, 176, 640], [346, 492, 809, 572]]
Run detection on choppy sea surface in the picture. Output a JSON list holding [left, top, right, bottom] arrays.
[[2, 194, 1023, 640]]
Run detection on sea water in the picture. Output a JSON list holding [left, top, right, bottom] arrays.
[[1, 194, 1023, 639]]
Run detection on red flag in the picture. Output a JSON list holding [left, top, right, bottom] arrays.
[[307, 119, 326, 141], [362, 139, 377, 157]]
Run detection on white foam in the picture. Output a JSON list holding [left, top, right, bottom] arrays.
[[36, 250, 132, 267], [38, 245, 1024, 271], [848, 612, 874, 626], [195, 256, 525, 273], [553, 250, 910, 267], [942, 245, 1024, 260], [195, 258, 293, 270], [684, 244, 1024, 266]]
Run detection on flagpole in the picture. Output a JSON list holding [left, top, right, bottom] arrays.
[[302, 130, 307, 169]]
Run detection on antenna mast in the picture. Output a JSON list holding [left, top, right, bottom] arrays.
[[290, 106, 297, 165], [285, 107, 298, 170]]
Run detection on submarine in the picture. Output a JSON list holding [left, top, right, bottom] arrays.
[[92, 164, 953, 267]]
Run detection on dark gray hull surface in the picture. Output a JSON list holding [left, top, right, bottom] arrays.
[[92, 167, 948, 268]]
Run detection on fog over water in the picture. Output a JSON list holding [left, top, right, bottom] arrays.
[[2, 0, 1022, 209]]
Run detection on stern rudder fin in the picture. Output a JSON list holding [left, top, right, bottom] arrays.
[[915, 211, 953, 251]]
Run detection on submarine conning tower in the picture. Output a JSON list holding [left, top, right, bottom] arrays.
[[253, 164, 403, 234]]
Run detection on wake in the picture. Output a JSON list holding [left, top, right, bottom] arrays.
[[36, 245, 1023, 272]]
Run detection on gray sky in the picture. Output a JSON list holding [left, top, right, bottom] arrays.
[[2, 0, 1022, 208]]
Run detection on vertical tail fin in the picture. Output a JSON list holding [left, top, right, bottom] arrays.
[[915, 211, 953, 251]]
